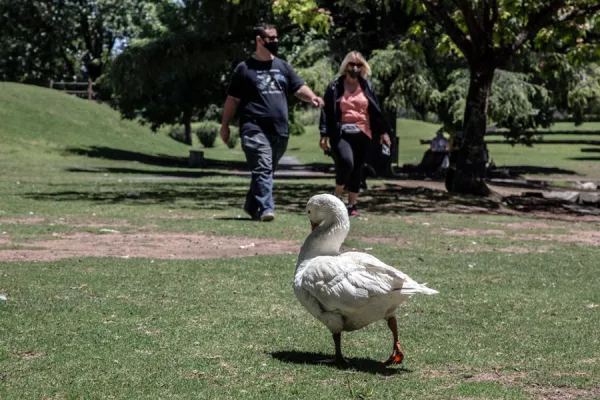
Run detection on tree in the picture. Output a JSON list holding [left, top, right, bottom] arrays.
[[0, 0, 163, 84], [108, 0, 280, 145], [413, 0, 600, 195], [271, 0, 600, 195], [109, 31, 245, 145]]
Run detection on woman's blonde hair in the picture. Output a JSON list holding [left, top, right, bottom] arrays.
[[338, 51, 371, 78]]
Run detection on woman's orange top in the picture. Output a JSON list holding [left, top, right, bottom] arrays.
[[340, 85, 371, 138]]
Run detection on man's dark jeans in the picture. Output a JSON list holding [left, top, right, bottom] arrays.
[[240, 124, 288, 219]]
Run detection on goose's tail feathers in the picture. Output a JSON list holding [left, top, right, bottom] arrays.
[[399, 279, 439, 296]]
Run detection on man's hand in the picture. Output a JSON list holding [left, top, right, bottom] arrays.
[[220, 125, 231, 144], [319, 137, 330, 152], [380, 133, 391, 147], [312, 96, 325, 108]]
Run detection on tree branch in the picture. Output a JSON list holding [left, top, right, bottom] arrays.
[[507, 1, 600, 58], [421, 0, 472, 59], [453, 0, 481, 37], [482, 0, 499, 34], [510, 0, 565, 54], [556, 4, 600, 23]]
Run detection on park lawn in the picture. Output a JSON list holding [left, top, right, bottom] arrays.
[[1, 81, 599, 399], [1, 221, 599, 399]]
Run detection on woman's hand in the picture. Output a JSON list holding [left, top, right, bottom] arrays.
[[319, 137, 330, 152], [380, 133, 391, 147]]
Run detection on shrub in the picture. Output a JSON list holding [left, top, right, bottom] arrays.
[[168, 125, 188, 144], [226, 126, 239, 149], [296, 108, 321, 126], [195, 121, 220, 148], [289, 121, 305, 136]]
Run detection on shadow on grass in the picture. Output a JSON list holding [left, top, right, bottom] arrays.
[[24, 180, 505, 216], [269, 351, 412, 376], [27, 163, 600, 217], [65, 146, 190, 168], [495, 165, 578, 175], [64, 146, 333, 175], [568, 157, 600, 161], [67, 166, 333, 181]]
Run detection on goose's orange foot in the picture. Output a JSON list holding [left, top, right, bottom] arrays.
[[382, 345, 404, 365]]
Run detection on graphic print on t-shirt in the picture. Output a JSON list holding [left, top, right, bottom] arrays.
[[256, 70, 288, 95]]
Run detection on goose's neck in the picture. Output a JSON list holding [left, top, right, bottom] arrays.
[[297, 212, 349, 268]]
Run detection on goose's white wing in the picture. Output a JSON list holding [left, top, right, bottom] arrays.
[[297, 252, 410, 313]]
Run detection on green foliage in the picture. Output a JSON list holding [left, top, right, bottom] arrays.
[[270, 0, 331, 33], [0, 0, 164, 84], [568, 63, 600, 125], [295, 108, 322, 126], [168, 125, 188, 144], [195, 121, 220, 148], [291, 39, 336, 97], [434, 69, 553, 143], [489, 70, 553, 143], [108, 30, 244, 132], [369, 47, 441, 118], [289, 121, 306, 136], [226, 125, 240, 149]]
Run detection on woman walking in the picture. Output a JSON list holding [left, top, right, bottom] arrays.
[[319, 51, 392, 216]]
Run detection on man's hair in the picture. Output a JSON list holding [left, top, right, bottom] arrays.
[[253, 23, 276, 40]]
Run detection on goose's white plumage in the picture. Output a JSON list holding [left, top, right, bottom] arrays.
[[294, 194, 438, 364]]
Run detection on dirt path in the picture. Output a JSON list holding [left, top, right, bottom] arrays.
[[0, 231, 300, 262]]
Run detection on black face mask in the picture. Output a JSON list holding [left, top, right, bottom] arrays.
[[262, 40, 279, 56], [348, 69, 359, 79]]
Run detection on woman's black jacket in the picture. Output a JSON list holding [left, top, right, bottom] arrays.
[[319, 75, 391, 144]]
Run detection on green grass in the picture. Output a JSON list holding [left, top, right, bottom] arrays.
[[1, 82, 600, 399]]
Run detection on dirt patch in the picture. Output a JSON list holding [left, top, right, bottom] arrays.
[[421, 368, 600, 400], [517, 231, 600, 246], [355, 236, 411, 245], [0, 232, 300, 262], [486, 221, 561, 230], [442, 227, 600, 246], [448, 246, 551, 254], [0, 217, 134, 228], [442, 229, 507, 237], [526, 385, 600, 400], [465, 371, 530, 384], [13, 351, 47, 360]]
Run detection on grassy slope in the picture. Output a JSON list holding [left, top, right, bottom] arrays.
[[2, 82, 599, 181], [0, 82, 191, 180]]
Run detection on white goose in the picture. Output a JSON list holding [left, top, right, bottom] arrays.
[[294, 194, 438, 365]]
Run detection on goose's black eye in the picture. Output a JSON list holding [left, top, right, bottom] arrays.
[[307, 210, 311, 214]]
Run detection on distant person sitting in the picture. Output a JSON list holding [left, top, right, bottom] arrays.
[[417, 128, 449, 174], [430, 128, 449, 152]]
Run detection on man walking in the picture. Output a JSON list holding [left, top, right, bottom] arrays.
[[220, 23, 324, 221]]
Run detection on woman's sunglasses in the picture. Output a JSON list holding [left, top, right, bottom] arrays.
[[348, 62, 363, 68]]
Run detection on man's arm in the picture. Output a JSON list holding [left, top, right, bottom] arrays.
[[220, 95, 240, 144], [295, 85, 324, 108]]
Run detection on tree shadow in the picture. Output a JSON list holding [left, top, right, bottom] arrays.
[[65, 146, 189, 168], [494, 165, 578, 175], [568, 157, 600, 161], [580, 148, 600, 153], [268, 351, 411, 376], [64, 146, 334, 174]]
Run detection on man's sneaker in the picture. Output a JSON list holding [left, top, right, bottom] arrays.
[[347, 205, 359, 217], [259, 210, 275, 222]]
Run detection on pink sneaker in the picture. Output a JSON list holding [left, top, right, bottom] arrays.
[[347, 205, 359, 217]]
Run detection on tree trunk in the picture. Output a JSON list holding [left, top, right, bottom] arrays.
[[446, 63, 495, 196], [183, 109, 193, 146]]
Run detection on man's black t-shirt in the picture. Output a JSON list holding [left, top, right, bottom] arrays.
[[227, 57, 305, 136]]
